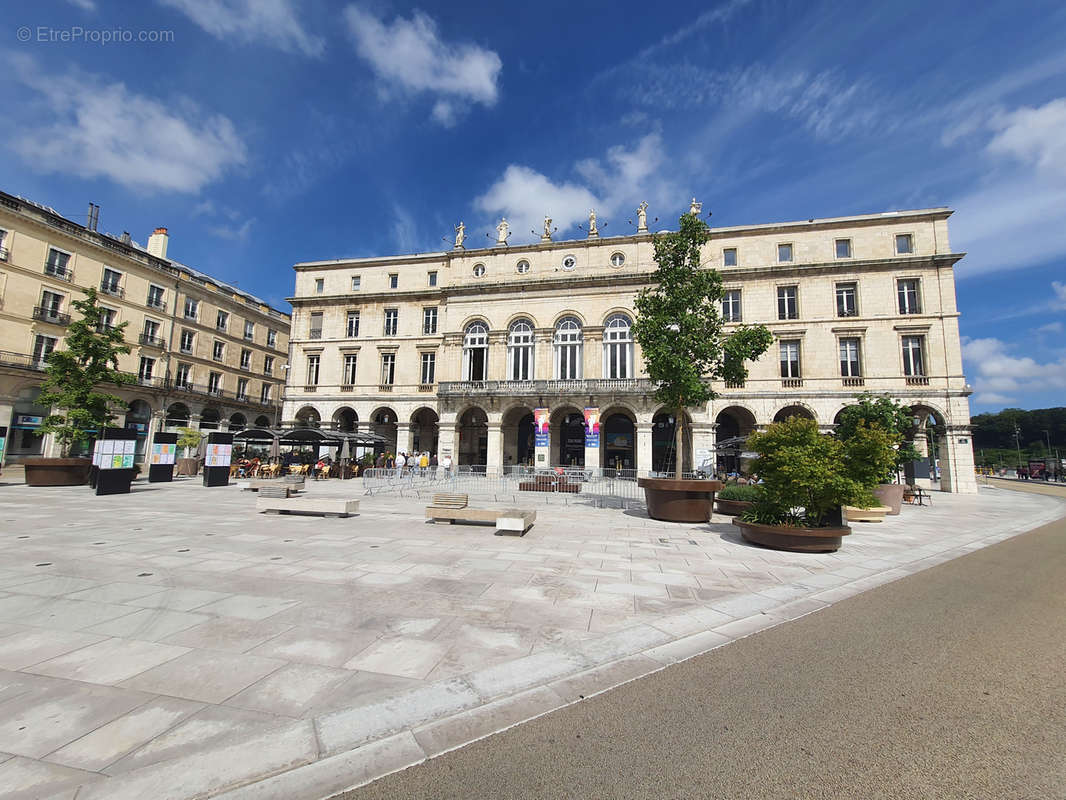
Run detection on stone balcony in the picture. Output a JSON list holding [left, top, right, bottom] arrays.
[[437, 378, 658, 397]]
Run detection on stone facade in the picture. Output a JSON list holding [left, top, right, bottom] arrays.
[[0, 191, 290, 464], [283, 207, 977, 492]]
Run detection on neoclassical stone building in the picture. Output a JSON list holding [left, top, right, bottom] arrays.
[[283, 206, 977, 492]]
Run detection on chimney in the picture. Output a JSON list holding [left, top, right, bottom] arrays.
[[147, 227, 169, 258]]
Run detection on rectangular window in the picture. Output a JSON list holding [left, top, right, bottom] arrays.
[[45, 248, 71, 277], [839, 338, 861, 377], [380, 353, 396, 385], [33, 335, 57, 364], [240, 348, 252, 370], [264, 355, 274, 375], [207, 372, 221, 394], [343, 354, 358, 385], [260, 383, 272, 404], [388, 274, 398, 289], [779, 340, 800, 378], [351, 275, 361, 291], [420, 352, 436, 384], [216, 310, 229, 330], [243, 320, 254, 340], [895, 233, 914, 255], [40, 290, 64, 317], [897, 279, 921, 314], [314, 278, 324, 294], [428, 271, 438, 287], [384, 309, 398, 336], [138, 356, 154, 382], [236, 378, 249, 401], [723, 248, 737, 267], [306, 354, 320, 385], [777, 243, 793, 263], [902, 335, 925, 376], [422, 307, 437, 334], [777, 286, 798, 320], [0, 228, 7, 260], [267, 328, 277, 348], [309, 311, 323, 339], [175, 363, 192, 388], [146, 285, 165, 309], [346, 310, 360, 338], [184, 297, 199, 319], [97, 306, 116, 331], [142, 318, 160, 340], [835, 239, 852, 259], [179, 329, 194, 353], [213, 340, 224, 361], [722, 290, 742, 322], [101, 268, 123, 296], [835, 282, 858, 317]]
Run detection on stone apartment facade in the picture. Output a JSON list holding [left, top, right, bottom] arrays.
[[0, 190, 290, 465], [282, 205, 977, 493]]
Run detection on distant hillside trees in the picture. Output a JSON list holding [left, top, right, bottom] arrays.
[[969, 407, 1066, 466]]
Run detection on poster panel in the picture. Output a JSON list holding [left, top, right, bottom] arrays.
[[534, 408, 550, 448], [583, 407, 600, 448]]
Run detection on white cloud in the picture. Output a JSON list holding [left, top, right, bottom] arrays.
[[1037, 321, 1063, 334], [66, 0, 96, 10], [474, 133, 678, 243], [9, 56, 246, 194], [962, 336, 1066, 406], [208, 217, 255, 241], [159, 0, 324, 56], [986, 98, 1066, 177], [345, 6, 501, 124]]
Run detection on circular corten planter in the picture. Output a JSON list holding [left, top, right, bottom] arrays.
[[872, 483, 906, 515], [715, 498, 754, 517], [733, 519, 850, 553], [175, 457, 200, 477], [638, 477, 723, 523], [23, 457, 92, 487]]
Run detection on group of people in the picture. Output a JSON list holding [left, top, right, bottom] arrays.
[[374, 451, 440, 476]]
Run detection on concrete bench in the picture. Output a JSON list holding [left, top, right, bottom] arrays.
[[257, 497, 360, 518], [425, 504, 536, 536], [431, 493, 469, 509], [240, 478, 304, 493], [844, 505, 891, 523]]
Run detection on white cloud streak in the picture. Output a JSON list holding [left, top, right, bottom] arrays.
[[962, 336, 1066, 407], [159, 0, 324, 56], [9, 55, 246, 194]]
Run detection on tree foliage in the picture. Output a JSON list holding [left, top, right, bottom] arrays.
[[743, 417, 869, 527], [841, 421, 900, 488], [835, 392, 921, 474], [632, 212, 772, 477], [970, 407, 1065, 464], [36, 288, 133, 457], [177, 427, 203, 458]]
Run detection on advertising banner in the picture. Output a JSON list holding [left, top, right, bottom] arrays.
[[583, 407, 600, 448], [150, 442, 177, 465], [534, 408, 550, 448], [93, 438, 134, 469], [205, 443, 233, 468]]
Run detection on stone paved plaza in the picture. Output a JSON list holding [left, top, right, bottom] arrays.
[[0, 477, 1062, 800]]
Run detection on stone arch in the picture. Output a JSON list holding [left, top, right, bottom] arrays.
[[294, 405, 321, 428], [164, 402, 190, 428], [456, 405, 488, 468], [550, 404, 586, 467], [332, 406, 358, 432], [600, 306, 634, 325], [254, 414, 272, 428], [601, 404, 637, 472], [370, 406, 398, 453], [773, 404, 817, 424], [457, 313, 492, 332], [410, 406, 439, 456], [504, 311, 539, 329], [228, 412, 247, 431], [715, 405, 757, 474], [502, 403, 536, 468], [199, 407, 222, 430], [551, 309, 587, 327]]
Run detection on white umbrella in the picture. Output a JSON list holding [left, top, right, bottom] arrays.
[[339, 436, 351, 463]]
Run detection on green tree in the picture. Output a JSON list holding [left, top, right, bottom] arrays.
[[632, 211, 772, 478], [36, 288, 134, 457], [744, 417, 868, 527], [176, 427, 203, 458], [841, 421, 900, 488], [835, 392, 921, 474]]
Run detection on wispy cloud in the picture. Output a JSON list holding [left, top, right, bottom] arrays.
[[66, 0, 96, 10], [8, 55, 246, 194], [344, 6, 502, 126], [159, 0, 325, 56], [208, 217, 255, 241], [962, 335, 1066, 406]]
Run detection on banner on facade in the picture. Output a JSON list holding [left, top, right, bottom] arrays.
[[534, 408, 550, 447], [584, 407, 600, 448]]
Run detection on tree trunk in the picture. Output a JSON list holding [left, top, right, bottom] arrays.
[[675, 405, 684, 480]]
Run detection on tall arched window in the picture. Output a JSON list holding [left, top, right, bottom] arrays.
[[462, 321, 489, 381], [507, 319, 535, 381], [554, 317, 583, 380], [603, 314, 634, 379]]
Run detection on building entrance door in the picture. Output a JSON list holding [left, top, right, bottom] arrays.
[[558, 413, 585, 467]]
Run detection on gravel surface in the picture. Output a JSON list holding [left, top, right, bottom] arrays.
[[336, 483, 1066, 799]]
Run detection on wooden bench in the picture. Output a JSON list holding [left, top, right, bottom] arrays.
[[430, 493, 469, 509], [844, 505, 891, 523], [257, 496, 360, 517], [240, 478, 304, 493], [425, 493, 536, 536]]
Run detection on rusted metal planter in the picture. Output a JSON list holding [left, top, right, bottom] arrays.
[[872, 483, 906, 515], [637, 477, 723, 523], [23, 457, 92, 487], [733, 519, 851, 553], [715, 498, 754, 517]]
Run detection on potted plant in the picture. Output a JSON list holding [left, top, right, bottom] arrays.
[[175, 427, 203, 476], [715, 483, 762, 516], [633, 209, 772, 522], [25, 288, 133, 486], [734, 418, 868, 552], [835, 393, 921, 514]]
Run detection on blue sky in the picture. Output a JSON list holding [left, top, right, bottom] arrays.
[[2, 0, 1065, 414]]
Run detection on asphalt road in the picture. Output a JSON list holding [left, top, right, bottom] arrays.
[[337, 483, 1066, 800]]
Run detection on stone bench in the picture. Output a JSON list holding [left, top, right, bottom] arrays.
[[844, 505, 892, 523], [425, 503, 536, 536], [240, 478, 304, 493], [257, 497, 360, 518]]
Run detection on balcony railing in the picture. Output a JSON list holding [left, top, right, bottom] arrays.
[[309, 329, 323, 340], [782, 378, 804, 388], [44, 264, 73, 281], [0, 247, 8, 261], [378, 384, 394, 392], [906, 375, 930, 386], [724, 380, 745, 389], [437, 378, 657, 396], [33, 306, 71, 325], [419, 383, 435, 392], [340, 384, 354, 392], [146, 297, 167, 311], [304, 384, 317, 392], [842, 377, 865, 387], [139, 333, 165, 348], [99, 281, 124, 298]]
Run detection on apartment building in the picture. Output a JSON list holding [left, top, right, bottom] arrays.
[[282, 205, 977, 493], [0, 190, 290, 464]]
